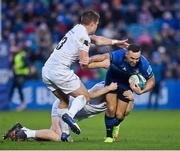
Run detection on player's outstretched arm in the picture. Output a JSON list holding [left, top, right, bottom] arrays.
[[89, 82, 117, 99], [81, 53, 110, 69], [90, 35, 129, 49]]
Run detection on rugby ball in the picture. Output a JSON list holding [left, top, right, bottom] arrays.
[[129, 74, 146, 89]]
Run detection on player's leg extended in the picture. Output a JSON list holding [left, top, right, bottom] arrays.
[[62, 82, 90, 135], [15, 117, 61, 141], [32, 116, 70, 142], [15, 128, 60, 141], [113, 99, 129, 141], [68, 82, 90, 118], [52, 89, 76, 137], [125, 100, 134, 116], [104, 93, 117, 143], [53, 88, 69, 122]]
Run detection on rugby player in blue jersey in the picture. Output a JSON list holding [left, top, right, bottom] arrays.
[[88, 44, 155, 142]]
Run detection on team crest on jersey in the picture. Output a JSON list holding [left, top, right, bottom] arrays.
[[122, 67, 126, 71], [135, 69, 139, 73], [83, 40, 89, 46], [80, 38, 89, 46]]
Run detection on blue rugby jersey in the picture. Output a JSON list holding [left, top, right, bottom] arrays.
[[105, 49, 153, 90]]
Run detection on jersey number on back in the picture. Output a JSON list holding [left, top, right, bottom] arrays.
[[56, 37, 67, 50]]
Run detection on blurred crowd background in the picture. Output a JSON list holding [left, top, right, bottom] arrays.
[[1, 0, 180, 110], [2, 0, 180, 80]]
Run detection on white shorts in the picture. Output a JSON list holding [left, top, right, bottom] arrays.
[[42, 66, 81, 94]]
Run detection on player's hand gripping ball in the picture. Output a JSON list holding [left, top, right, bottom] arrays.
[[129, 74, 146, 89]]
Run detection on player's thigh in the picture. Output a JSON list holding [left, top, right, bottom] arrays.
[[53, 89, 69, 108], [116, 99, 129, 119], [50, 116, 61, 135], [70, 82, 90, 101], [105, 93, 117, 116]]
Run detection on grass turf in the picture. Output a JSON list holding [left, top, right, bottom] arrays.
[[0, 110, 180, 150]]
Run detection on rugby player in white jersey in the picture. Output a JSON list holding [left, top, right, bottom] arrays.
[[4, 81, 134, 142], [41, 9, 129, 135]]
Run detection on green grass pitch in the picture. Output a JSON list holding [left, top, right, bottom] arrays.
[[0, 110, 180, 150]]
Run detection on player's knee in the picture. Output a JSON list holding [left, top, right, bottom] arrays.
[[116, 112, 125, 120], [80, 92, 90, 101], [85, 95, 91, 101], [107, 106, 116, 116]]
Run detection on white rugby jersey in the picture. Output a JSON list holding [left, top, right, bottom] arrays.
[[44, 24, 91, 68]]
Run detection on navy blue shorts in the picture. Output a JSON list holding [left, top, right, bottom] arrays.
[[105, 75, 132, 103]]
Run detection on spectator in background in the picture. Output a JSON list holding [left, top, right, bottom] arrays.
[[9, 44, 30, 111], [101, 22, 116, 38], [125, 3, 138, 24], [137, 30, 152, 46], [138, 2, 153, 25], [36, 23, 52, 59], [149, 0, 164, 19], [148, 49, 166, 109], [1, 0, 179, 94]]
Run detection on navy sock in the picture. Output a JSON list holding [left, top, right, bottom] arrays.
[[114, 118, 123, 126], [104, 114, 116, 138]]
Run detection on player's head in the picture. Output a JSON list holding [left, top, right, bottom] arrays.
[[80, 10, 100, 34], [125, 44, 141, 67]]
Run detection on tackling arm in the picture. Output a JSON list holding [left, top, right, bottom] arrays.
[[79, 50, 90, 66], [90, 35, 129, 49], [89, 82, 117, 99], [81, 53, 110, 69]]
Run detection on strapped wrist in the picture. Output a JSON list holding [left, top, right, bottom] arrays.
[[112, 40, 118, 45]]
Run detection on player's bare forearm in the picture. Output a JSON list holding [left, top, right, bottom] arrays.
[[82, 53, 110, 69], [89, 82, 117, 99], [141, 75, 155, 94], [82, 59, 110, 69], [89, 53, 109, 63], [91, 35, 113, 46], [86, 62, 105, 69], [90, 35, 129, 49]]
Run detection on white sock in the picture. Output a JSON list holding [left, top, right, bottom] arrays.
[[68, 95, 87, 118], [57, 108, 68, 117], [22, 127, 36, 138], [57, 108, 70, 135], [59, 117, 70, 135]]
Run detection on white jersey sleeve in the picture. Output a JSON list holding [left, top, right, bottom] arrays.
[[74, 25, 91, 52], [44, 24, 91, 68]]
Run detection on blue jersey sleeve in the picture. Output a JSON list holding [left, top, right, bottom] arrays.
[[140, 56, 153, 80], [110, 49, 126, 65]]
